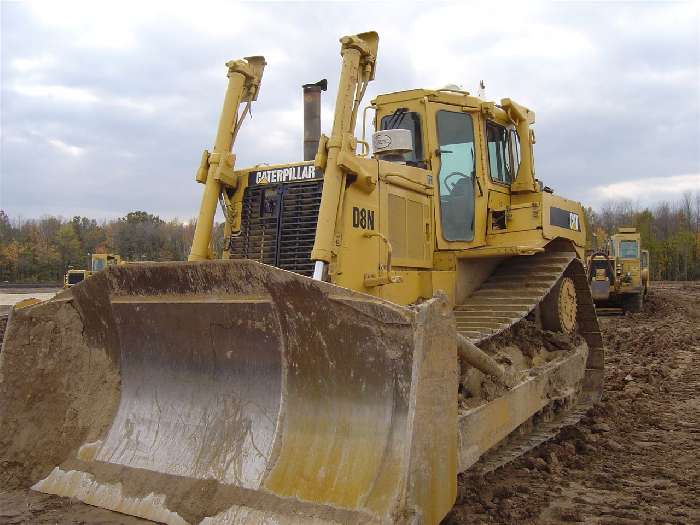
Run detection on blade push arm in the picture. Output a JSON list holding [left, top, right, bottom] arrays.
[[189, 56, 266, 261]]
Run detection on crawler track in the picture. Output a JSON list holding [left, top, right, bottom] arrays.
[[449, 283, 700, 524], [455, 251, 604, 473]]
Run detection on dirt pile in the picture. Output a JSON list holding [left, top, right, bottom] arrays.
[[447, 282, 700, 524]]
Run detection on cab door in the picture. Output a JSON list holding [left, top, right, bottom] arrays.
[[427, 105, 488, 250]]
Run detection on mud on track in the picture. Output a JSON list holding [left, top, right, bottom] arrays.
[[447, 282, 700, 524], [0, 283, 698, 524]]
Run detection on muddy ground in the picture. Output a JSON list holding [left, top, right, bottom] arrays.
[[0, 282, 698, 524]]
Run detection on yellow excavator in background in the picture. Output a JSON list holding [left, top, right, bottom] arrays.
[[588, 227, 649, 313], [63, 253, 123, 287], [0, 32, 603, 524]]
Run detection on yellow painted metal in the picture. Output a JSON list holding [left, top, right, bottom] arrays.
[[501, 98, 537, 193], [311, 32, 378, 265], [456, 245, 545, 258], [611, 228, 645, 295], [198, 46, 590, 309], [588, 228, 648, 309], [63, 253, 123, 288], [90, 253, 122, 270], [189, 56, 266, 261]]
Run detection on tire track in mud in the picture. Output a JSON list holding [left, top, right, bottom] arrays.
[[446, 282, 700, 524]]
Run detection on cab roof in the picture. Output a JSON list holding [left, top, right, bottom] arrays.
[[371, 88, 534, 126], [372, 88, 483, 108]]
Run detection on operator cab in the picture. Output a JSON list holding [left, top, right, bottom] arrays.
[[370, 88, 526, 248]]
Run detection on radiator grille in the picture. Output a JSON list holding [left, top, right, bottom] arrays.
[[229, 180, 323, 277]]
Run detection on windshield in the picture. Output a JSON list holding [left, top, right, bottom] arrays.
[[619, 240, 638, 258], [68, 272, 85, 285], [436, 110, 475, 242], [92, 258, 106, 272]]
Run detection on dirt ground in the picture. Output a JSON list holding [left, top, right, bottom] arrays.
[[0, 282, 698, 524]]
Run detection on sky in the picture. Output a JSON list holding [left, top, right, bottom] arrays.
[[1, 0, 698, 221]]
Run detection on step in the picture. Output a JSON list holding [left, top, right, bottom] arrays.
[[495, 262, 569, 274], [471, 288, 547, 297], [482, 272, 559, 282], [462, 296, 536, 305], [455, 304, 530, 313], [453, 314, 518, 324], [480, 280, 553, 290], [456, 320, 508, 330], [455, 309, 528, 318]]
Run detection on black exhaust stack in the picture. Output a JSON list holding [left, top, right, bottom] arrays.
[[303, 79, 327, 161]]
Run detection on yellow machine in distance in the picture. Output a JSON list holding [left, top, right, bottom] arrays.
[[588, 227, 649, 312], [1, 32, 603, 525], [63, 253, 122, 287]]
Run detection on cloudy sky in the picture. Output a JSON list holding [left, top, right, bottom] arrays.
[[1, 0, 698, 220]]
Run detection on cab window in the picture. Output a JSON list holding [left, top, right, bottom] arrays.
[[619, 240, 639, 258], [486, 121, 512, 184], [510, 129, 520, 178], [67, 272, 85, 285], [380, 109, 423, 163], [436, 110, 476, 242]]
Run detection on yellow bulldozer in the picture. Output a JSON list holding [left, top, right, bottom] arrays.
[[0, 32, 603, 524], [588, 227, 649, 313], [63, 253, 123, 287]]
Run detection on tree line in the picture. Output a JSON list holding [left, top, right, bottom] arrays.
[[1, 192, 699, 283], [0, 211, 211, 283]]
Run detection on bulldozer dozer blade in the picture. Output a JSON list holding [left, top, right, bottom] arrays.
[[0, 260, 458, 524]]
